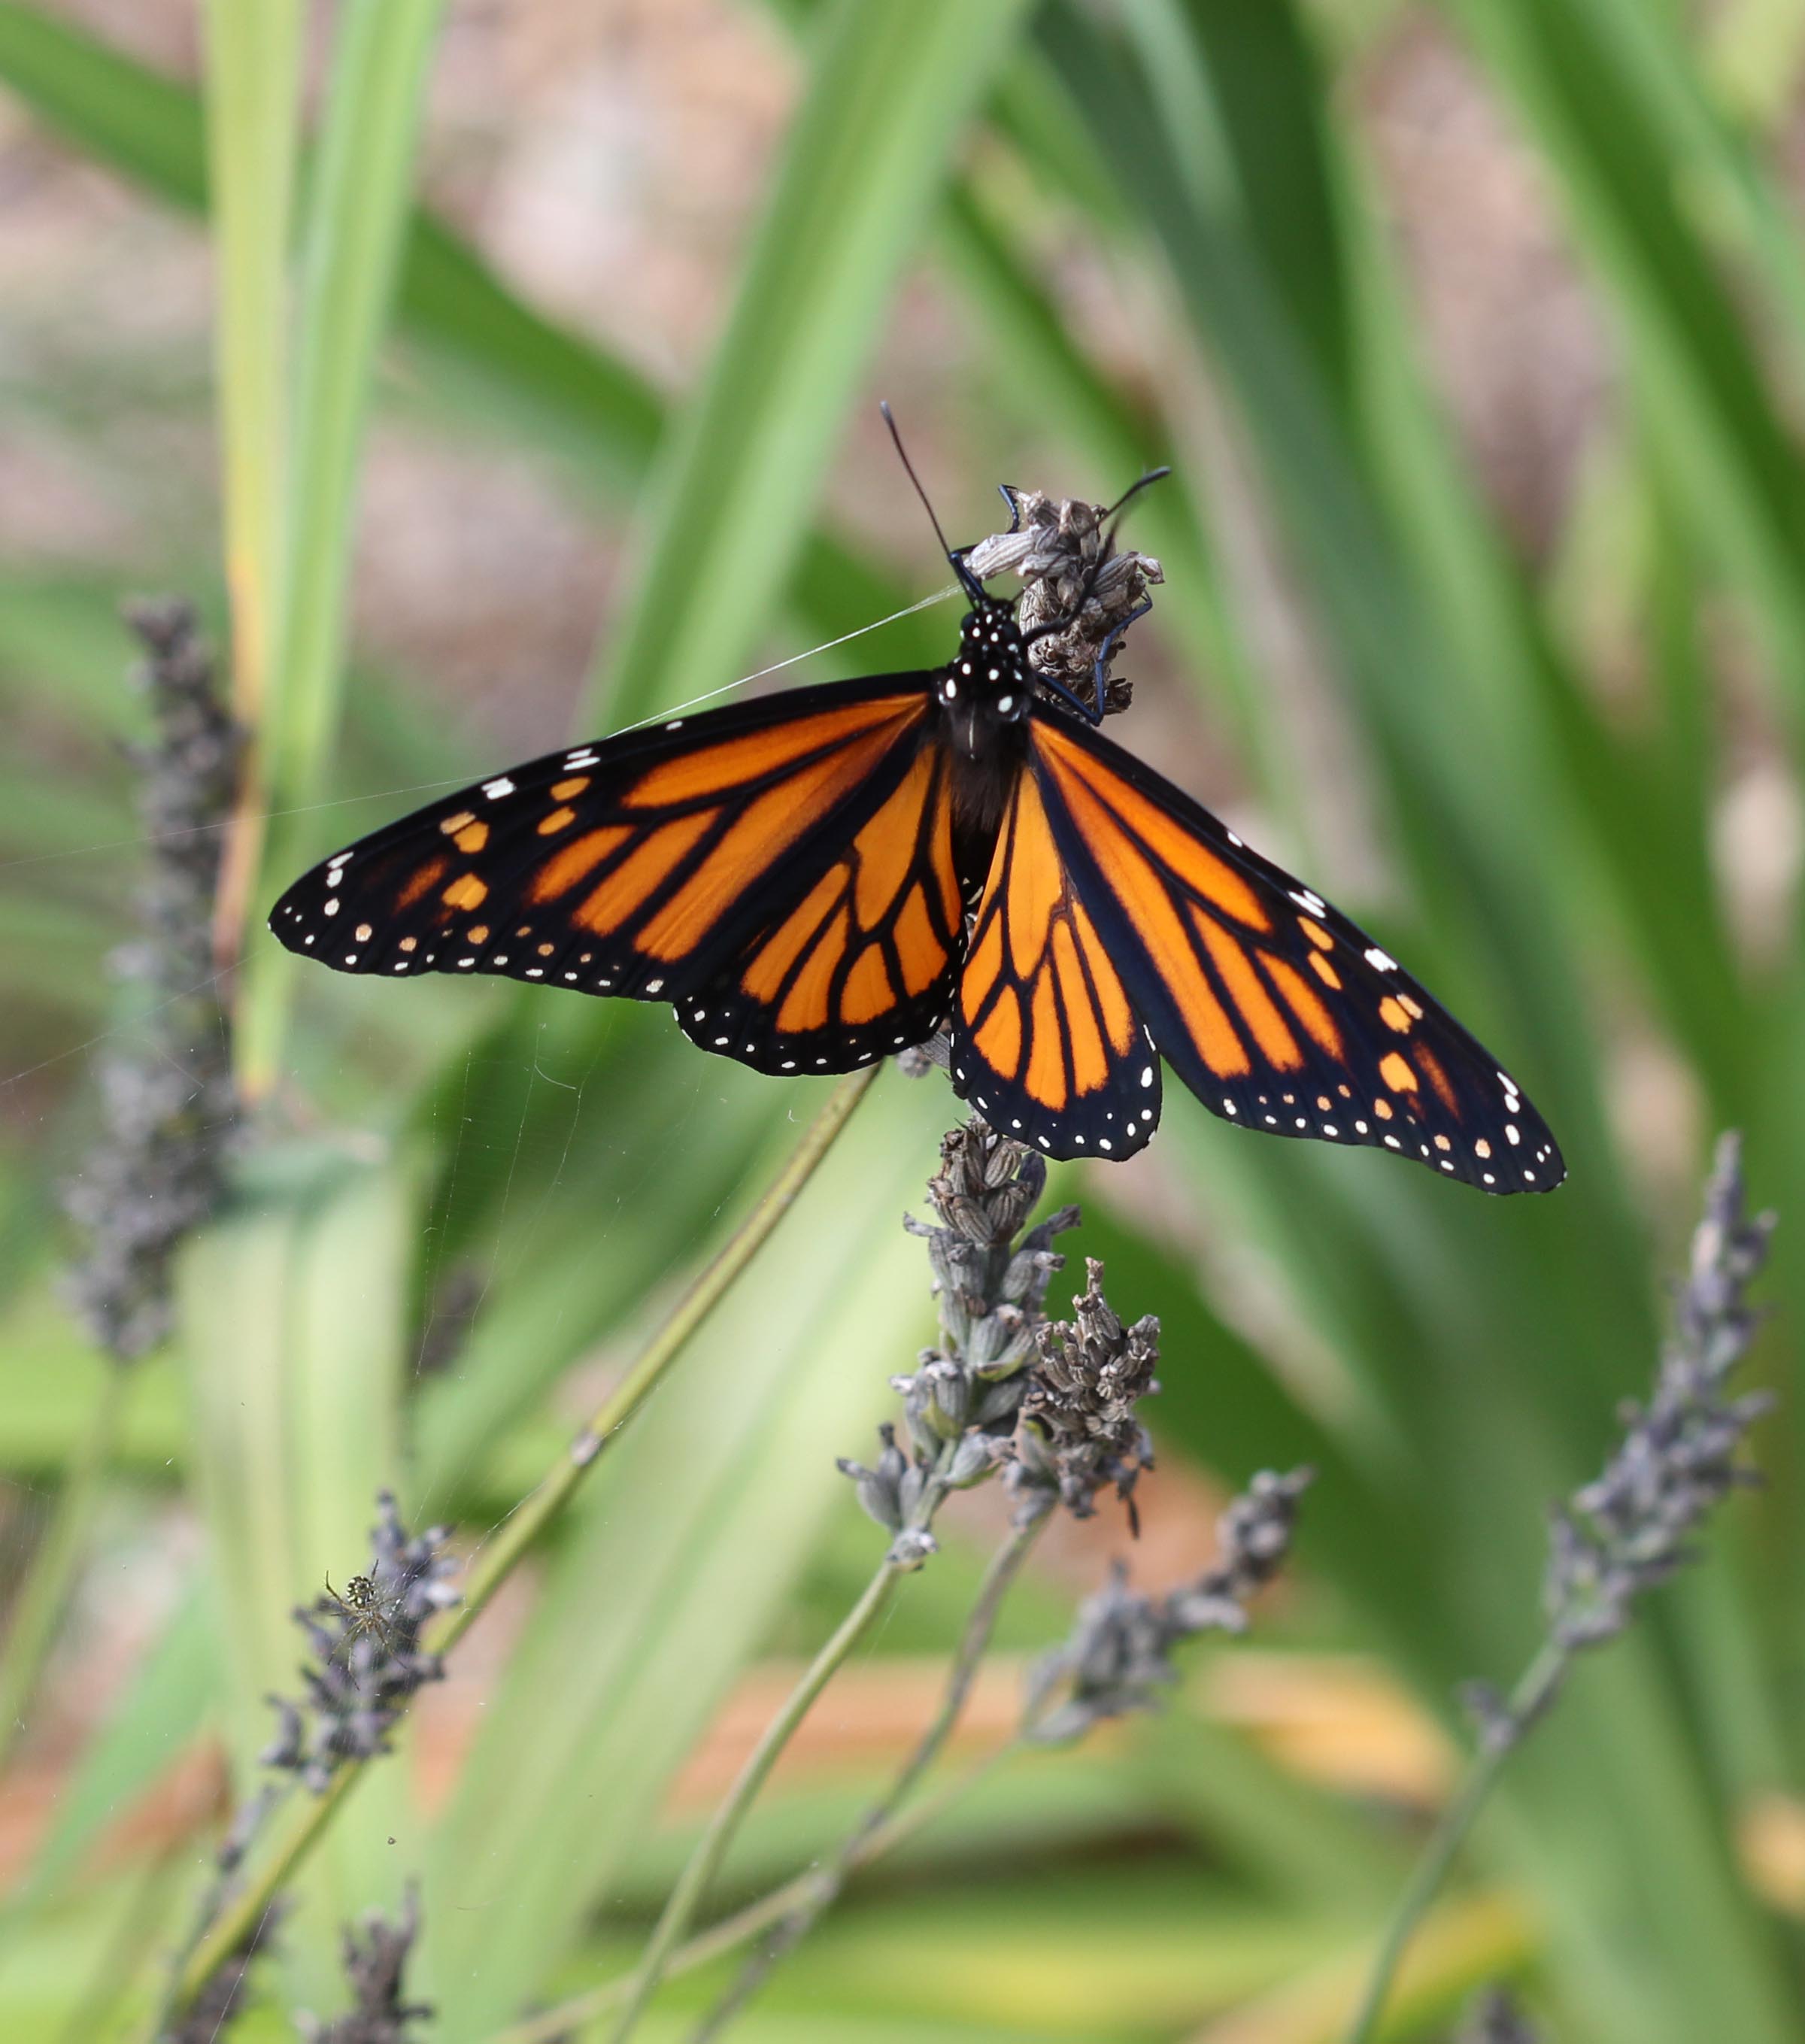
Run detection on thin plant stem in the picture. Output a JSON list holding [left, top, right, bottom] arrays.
[[605, 1551, 914, 2043], [144, 1066, 878, 2035], [0, 1364, 129, 1778], [690, 1502, 1054, 2040], [489, 1745, 1018, 2044], [440, 1063, 881, 1651], [1341, 1640, 1569, 2044]]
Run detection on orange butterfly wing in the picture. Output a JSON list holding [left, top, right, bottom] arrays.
[[950, 760, 1162, 1159], [1022, 717, 1564, 1192], [269, 675, 960, 1071]]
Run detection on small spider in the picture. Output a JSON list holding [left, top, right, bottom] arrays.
[[322, 1570, 396, 1661]]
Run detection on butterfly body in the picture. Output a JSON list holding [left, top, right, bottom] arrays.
[[271, 584, 1564, 1192]]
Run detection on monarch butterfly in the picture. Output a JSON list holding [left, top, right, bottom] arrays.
[[270, 428, 1563, 1193]]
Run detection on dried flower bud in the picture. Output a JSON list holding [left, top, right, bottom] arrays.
[[837, 1423, 908, 1531]]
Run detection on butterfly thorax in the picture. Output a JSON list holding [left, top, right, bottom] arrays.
[[939, 596, 1033, 848]]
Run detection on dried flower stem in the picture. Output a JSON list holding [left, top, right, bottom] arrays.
[[1343, 1133, 1773, 2044], [607, 1445, 960, 2044], [488, 1748, 1009, 2044], [147, 1066, 880, 2036], [1342, 1641, 1563, 2044], [690, 1500, 1055, 2039]]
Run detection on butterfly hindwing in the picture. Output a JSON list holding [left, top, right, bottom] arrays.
[[268, 675, 942, 1030], [949, 761, 1162, 1160], [1028, 717, 1564, 1193]]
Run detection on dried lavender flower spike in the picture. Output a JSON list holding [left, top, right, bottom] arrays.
[[1024, 1465, 1311, 1744], [1455, 1985, 1540, 2043], [263, 1491, 460, 1794], [297, 1886, 432, 2044], [1542, 1131, 1774, 1662], [60, 599, 242, 1359]]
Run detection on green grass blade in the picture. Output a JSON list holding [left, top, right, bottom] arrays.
[[1449, 0, 1805, 690], [232, 0, 447, 1093], [178, 1149, 415, 2004], [586, 0, 1036, 729], [198, 0, 302, 737], [417, 1077, 945, 2038], [0, 1, 205, 203]]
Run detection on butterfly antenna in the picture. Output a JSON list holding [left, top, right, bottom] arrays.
[[1103, 464, 1171, 526], [881, 402, 983, 599]]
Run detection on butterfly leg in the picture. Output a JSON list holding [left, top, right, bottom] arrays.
[[1085, 597, 1152, 720]]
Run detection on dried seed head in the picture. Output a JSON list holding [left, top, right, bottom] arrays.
[[965, 488, 1162, 715], [1013, 1258, 1160, 1519]]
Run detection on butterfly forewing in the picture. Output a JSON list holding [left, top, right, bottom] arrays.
[[268, 675, 940, 1020], [949, 763, 1162, 1160], [672, 738, 966, 1073], [1029, 717, 1564, 1193]]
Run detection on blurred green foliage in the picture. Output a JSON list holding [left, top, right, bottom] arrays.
[[0, 0, 1803, 2038]]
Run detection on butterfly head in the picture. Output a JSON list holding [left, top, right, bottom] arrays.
[[939, 596, 1032, 736]]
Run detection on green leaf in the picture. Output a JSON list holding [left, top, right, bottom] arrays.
[[178, 1147, 417, 2006], [414, 1075, 948, 2038], [587, 0, 1036, 728], [233, 0, 449, 1090]]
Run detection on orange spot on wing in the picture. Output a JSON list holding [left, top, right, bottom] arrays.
[[1379, 996, 1411, 1033], [574, 810, 714, 936], [1379, 1051, 1417, 1094], [396, 858, 448, 909], [841, 943, 896, 1025], [777, 905, 849, 1032], [1026, 972, 1067, 1110], [741, 869, 843, 1002], [1037, 726, 1270, 929], [973, 984, 1023, 1076], [442, 872, 488, 911], [1308, 951, 1342, 990], [893, 886, 946, 997], [538, 806, 577, 835], [551, 777, 591, 799], [1192, 914, 1300, 1070], [626, 699, 920, 806], [1413, 1044, 1459, 1114], [1262, 954, 1344, 1058], [1299, 917, 1333, 948], [530, 826, 630, 902], [453, 821, 490, 854]]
